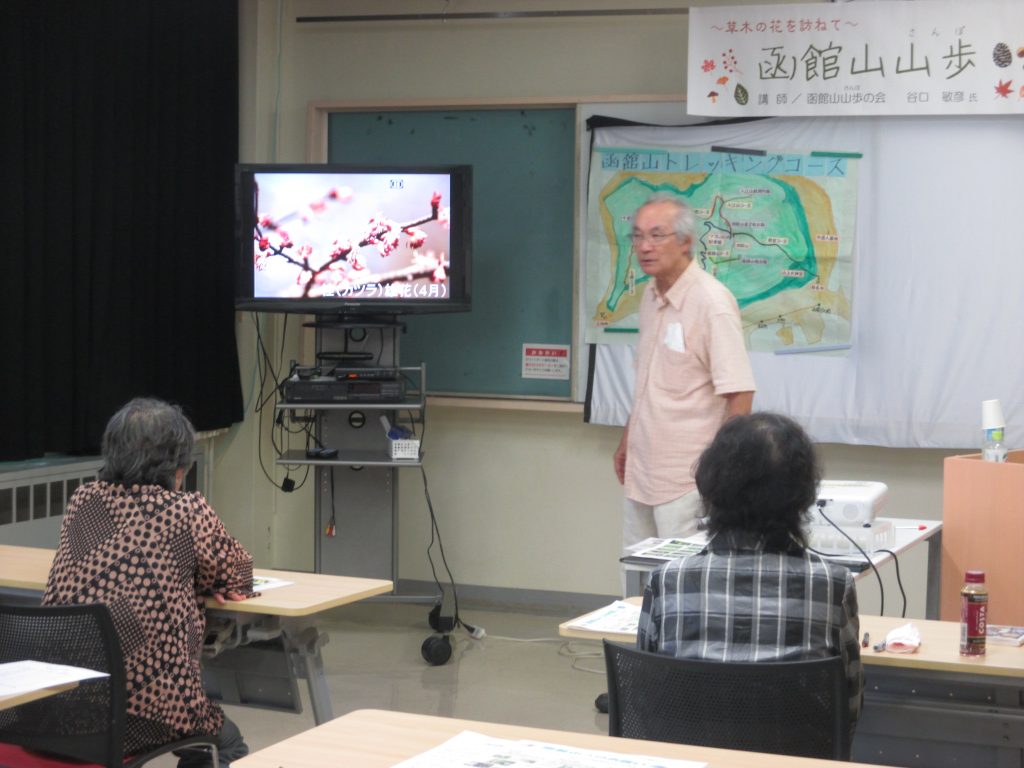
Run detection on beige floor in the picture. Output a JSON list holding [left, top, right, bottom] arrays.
[[157, 600, 610, 764]]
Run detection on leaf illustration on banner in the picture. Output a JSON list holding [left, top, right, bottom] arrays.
[[734, 83, 749, 105]]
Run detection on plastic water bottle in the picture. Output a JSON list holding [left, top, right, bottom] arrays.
[[984, 427, 1007, 463], [959, 570, 988, 656], [981, 399, 1007, 463]]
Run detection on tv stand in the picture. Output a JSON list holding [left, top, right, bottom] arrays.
[[276, 321, 428, 598], [317, 350, 374, 365], [303, 314, 406, 331], [311, 316, 396, 368]]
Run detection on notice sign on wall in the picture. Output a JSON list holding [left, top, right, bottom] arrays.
[[522, 344, 571, 380]]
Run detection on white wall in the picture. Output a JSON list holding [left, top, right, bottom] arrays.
[[219, 0, 968, 616]]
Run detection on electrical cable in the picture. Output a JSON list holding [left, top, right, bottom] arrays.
[[874, 548, 908, 618], [558, 640, 606, 674], [806, 506, 885, 616], [418, 464, 481, 638], [422, 625, 599, 673], [252, 315, 284, 488], [251, 313, 310, 492], [324, 464, 337, 538], [405, 409, 419, 439]]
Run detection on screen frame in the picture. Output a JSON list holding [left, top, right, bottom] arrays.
[[234, 162, 472, 316]]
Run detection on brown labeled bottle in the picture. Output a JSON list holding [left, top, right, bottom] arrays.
[[959, 570, 988, 656]]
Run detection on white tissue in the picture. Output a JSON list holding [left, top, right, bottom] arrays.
[[885, 622, 921, 653]]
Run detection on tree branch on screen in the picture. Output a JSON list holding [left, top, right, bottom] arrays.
[[254, 190, 448, 297]]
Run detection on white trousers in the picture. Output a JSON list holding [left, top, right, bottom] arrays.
[[620, 490, 704, 597], [621, 489, 704, 547]]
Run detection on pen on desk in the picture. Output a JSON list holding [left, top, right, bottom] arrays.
[[862, 632, 870, 648], [896, 525, 928, 530]]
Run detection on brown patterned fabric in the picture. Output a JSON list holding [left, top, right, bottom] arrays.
[[43, 481, 254, 754]]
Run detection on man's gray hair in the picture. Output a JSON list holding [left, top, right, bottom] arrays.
[[98, 398, 196, 490], [637, 193, 696, 242]]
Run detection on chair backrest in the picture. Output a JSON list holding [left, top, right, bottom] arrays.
[[0, 603, 126, 767], [603, 640, 850, 760]]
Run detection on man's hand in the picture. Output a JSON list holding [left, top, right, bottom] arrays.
[[212, 591, 249, 605], [614, 427, 629, 485]]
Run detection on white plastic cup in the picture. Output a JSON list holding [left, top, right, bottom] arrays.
[[982, 399, 1005, 430]]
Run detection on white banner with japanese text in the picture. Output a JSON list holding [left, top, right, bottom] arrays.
[[687, 1, 1024, 117]]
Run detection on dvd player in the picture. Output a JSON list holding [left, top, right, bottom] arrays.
[[283, 375, 404, 404]]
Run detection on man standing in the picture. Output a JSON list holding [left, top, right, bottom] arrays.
[[614, 194, 755, 547]]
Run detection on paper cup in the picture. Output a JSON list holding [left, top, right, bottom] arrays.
[[982, 399, 1005, 430]]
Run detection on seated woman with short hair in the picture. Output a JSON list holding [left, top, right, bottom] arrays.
[[43, 397, 254, 766], [637, 412, 863, 732]]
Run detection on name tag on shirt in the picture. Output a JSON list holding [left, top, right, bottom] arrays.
[[664, 322, 686, 353]]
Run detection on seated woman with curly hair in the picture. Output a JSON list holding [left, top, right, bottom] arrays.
[[637, 412, 863, 734]]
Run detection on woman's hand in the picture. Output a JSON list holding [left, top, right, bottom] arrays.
[[212, 590, 249, 605]]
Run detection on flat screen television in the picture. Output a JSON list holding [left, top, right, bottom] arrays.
[[234, 163, 471, 316]]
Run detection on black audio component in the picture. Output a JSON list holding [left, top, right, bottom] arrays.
[[282, 375, 404, 404]]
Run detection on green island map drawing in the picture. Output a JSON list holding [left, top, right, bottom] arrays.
[[587, 148, 859, 352]]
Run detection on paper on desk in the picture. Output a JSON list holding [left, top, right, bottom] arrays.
[[623, 535, 708, 563], [0, 660, 108, 698], [566, 600, 642, 635], [251, 575, 293, 591], [392, 730, 706, 768]]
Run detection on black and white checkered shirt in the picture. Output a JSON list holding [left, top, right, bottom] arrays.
[[637, 530, 863, 727]]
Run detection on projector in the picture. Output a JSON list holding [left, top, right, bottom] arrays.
[[809, 480, 888, 526]]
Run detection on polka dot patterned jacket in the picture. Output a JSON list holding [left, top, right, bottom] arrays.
[[43, 481, 254, 754]]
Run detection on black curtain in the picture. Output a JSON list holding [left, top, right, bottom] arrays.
[[1, 0, 243, 460]]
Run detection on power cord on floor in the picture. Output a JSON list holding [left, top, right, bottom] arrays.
[[456, 634, 603, 674], [419, 464, 484, 640], [558, 640, 605, 675]]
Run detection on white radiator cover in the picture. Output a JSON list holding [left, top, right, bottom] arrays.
[[0, 451, 206, 548]]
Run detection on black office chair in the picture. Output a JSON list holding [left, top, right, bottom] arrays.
[[603, 640, 850, 760], [0, 603, 218, 768]]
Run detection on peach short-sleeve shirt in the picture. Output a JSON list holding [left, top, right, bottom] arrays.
[[624, 263, 755, 505]]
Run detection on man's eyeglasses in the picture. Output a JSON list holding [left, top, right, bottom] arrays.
[[629, 230, 676, 245]]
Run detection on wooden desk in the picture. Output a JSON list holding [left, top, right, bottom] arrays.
[[621, 518, 943, 619], [0, 544, 390, 615], [0, 544, 393, 725], [563, 602, 1024, 677], [232, 708, 892, 768], [0, 682, 76, 711], [560, 603, 1024, 768]]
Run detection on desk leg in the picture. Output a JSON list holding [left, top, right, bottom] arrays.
[[282, 620, 334, 726], [926, 529, 942, 620], [621, 566, 651, 599]]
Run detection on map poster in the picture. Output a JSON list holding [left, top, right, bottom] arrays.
[[585, 145, 859, 353], [688, 1, 1024, 117]]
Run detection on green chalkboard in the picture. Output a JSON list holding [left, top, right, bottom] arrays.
[[327, 108, 574, 398]]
